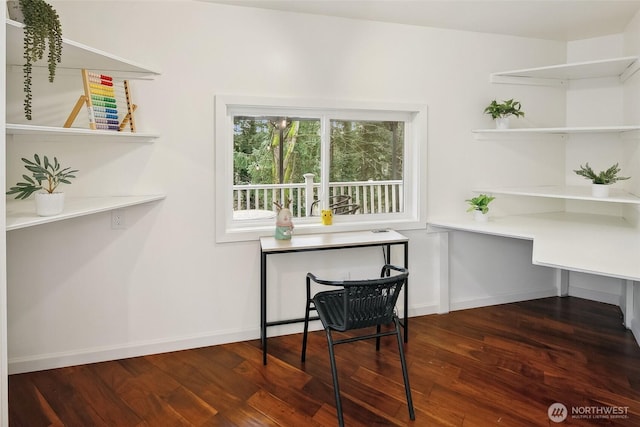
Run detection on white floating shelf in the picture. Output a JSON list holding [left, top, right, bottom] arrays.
[[473, 185, 640, 204], [5, 123, 159, 141], [6, 195, 166, 231], [472, 126, 640, 141], [490, 56, 639, 86], [6, 19, 161, 78], [473, 125, 640, 135]]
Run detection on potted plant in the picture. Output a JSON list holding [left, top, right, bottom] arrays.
[[484, 99, 525, 129], [11, 0, 63, 121], [6, 154, 78, 216], [574, 162, 630, 198], [466, 194, 495, 222]]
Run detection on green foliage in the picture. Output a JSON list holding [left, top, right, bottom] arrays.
[[233, 118, 321, 185], [574, 162, 630, 185], [233, 118, 403, 186], [6, 154, 78, 200], [466, 194, 495, 214], [484, 99, 525, 119], [330, 120, 403, 182], [19, 0, 63, 120]]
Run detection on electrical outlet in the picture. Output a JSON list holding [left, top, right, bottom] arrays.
[[111, 209, 126, 229]]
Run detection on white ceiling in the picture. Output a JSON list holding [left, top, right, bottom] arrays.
[[204, 0, 640, 41]]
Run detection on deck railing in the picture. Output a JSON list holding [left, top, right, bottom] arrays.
[[233, 176, 403, 217]]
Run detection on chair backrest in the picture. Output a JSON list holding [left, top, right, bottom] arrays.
[[339, 265, 408, 330], [332, 203, 360, 215], [310, 195, 352, 216]]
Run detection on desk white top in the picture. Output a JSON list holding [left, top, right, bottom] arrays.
[[260, 229, 408, 253], [429, 212, 640, 282]]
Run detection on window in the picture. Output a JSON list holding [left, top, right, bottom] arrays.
[[215, 96, 427, 242]]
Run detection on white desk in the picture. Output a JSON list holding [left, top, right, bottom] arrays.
[[428, 211, 640, 327], [259, 229, 409, 364]]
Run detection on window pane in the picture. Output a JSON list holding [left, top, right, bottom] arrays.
[[233, 116, 321, 217], [330, 120, 404, 214]]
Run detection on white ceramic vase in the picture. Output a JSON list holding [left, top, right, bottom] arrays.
[[591, 184, 610, 198], [474, 210, 489, 222], [35, 192, 65, 216], [495, 117, 509, 129]]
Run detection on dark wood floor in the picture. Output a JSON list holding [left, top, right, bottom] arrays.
[[8, 297, 640, 426]]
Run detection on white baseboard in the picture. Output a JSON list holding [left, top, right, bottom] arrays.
[[8, 328, 259, 375], [8, 302, 442, 374], [632, 316, 640, 347], [450, 289, 558, 312], [8, 293, 630, 374], [568, 286, 621, 306]]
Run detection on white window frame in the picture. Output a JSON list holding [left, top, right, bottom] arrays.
[[214, 95, 428, 243]]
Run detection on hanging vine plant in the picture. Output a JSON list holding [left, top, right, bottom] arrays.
[[19, 0, 63, 120]]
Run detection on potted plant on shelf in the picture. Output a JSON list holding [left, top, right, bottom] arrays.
[[10, 0, 64, 121], [466, 194, 495, 222], [484, 99, 525, 129], [574, 162, 630, 198], [6, 154, 78, 216]]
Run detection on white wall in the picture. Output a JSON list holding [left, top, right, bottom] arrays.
[[1, 2, 8, 424], [3, 1, 589, 373], [624, 10, 640, 343], [560, 14, 640, 306]]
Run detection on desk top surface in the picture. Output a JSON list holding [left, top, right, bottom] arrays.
[[260, 229, 408, 253], [429, 212, 640, 281]]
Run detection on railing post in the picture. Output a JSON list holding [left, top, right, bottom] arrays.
[[304, 173, 315, 216]]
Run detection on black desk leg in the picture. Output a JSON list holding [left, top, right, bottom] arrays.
[[404, 241, 409, 343], [261, 251, 268, 365]]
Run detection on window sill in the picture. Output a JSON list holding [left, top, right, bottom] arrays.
[[216, 217, 426, 243]]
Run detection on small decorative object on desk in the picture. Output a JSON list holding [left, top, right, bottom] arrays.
[[321, 209, 333, 225], [466, 193, 495, 222], [6, 154, 78, 216], [484, 99, 525, 129], [574, 162, 630, 198], [274, 200, 294, 240]]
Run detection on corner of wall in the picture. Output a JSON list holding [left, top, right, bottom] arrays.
[[624, 9, 640, 55]]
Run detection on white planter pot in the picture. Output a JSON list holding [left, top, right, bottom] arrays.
[[495, 117, 510, 129], [591, 184, 610, 198], [35, 192, 65, 216], [474, 210, 489, 222]]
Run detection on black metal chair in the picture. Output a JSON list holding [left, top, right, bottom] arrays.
[[301, 265, 414, 426], [331, 203, 360, 215], [311, 194, 352, 216]]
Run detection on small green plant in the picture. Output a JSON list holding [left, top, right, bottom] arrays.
[[19, 0, 63, 120], [466, 194, 495, 214], [484, 99, 525, 119], [6, 154, 78, 199], [573, 162, 630, 185]]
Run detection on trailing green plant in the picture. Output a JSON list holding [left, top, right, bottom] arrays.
[[19, 0, 63, 120], [484, 99, 525, 119], [6, 154, 78, 200], [466, 194, 495, 214], [573, 162, 630, 185]]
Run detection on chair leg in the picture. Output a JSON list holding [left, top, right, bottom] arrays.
[[326, 329, 345, 427], [394, 317, 415, 420], [301, 300, 312, 362]]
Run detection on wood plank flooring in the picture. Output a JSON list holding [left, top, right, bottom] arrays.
[[9, 297, 640, 426]]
